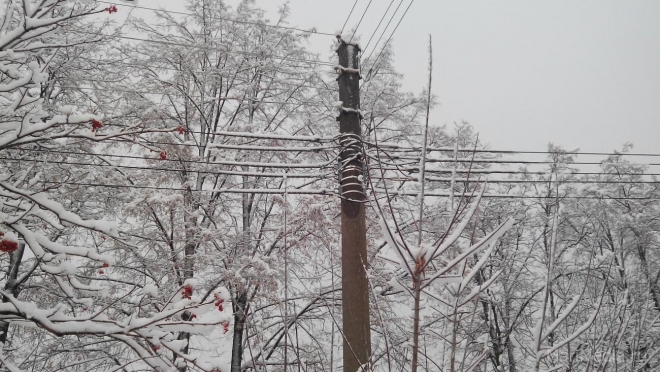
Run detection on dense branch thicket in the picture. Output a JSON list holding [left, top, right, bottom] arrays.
[[1, 1, 659, 372]]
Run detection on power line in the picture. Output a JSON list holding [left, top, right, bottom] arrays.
[[96, 0, 334, 36], [213, 131, 334, 142], [60, 58, 338, 90], [363, 0, 416, 77], [5, 148, 660, 178], [371, 143, 660, 157], [83, 126, 660, 158], [361, 0, 398, 54], [342, 0, 362, 33], [23, 180, 660, 201], [374, 156, 660, 167], [65, 74, 337, 93], [49, 85, 331, 107], [0, 156, 333, 178], [361, 0, 406, 66], [38, 180, 338, 195], [79, 33, 334, 67], [48, 67, 338, 95], [372, 190, 660, 201], [349, 0, 375, 45], [5, 155, 658, 185], [8, 142, 660, 168], [61, 132, 660, 164], [379, 167, 660, 177], [7, 148, 336, 169], [92, 126, 660, 157], [379, 176, 660, 185]]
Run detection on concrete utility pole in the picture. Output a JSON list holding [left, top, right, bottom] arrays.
[[336, 34, 371, 372]]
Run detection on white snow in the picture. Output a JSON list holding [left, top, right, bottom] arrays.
[[143, 284, 159, 297]]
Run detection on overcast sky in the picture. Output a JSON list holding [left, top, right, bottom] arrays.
[[136, 0, 660, 159]]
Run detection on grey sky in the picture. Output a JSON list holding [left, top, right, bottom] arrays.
[[138, 0, 660, 158]]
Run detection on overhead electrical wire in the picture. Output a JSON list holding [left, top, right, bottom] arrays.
[[96, 0, 335, 36], [342, 0, 362, 33], [38, 180, 339, 195], [361, 0, 407, 66], [360, 0, 398, 54], [0, 156, 333, 178], [348, 0, 375, 45], [23, 180, 660, 201], [49, 85, 331, 107], [5, 147, 660, 174], [372, 156, 660, 167], [3, 4, 656, 204], [374, 145, 660, 158], [4, 156, 658, 185], [73, 131, 660, 160], [5, 148, 337, 168], [62, 58, 338, 89], [81, 126, 660, 158], [75, 32, 333, 67], [363, 0, 416, 79]]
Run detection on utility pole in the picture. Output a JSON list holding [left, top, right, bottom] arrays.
[[336, 34, 371, 372]]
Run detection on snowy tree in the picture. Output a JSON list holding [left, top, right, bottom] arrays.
[[0, 2, 231, 371]]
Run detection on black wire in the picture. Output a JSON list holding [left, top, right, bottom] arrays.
[[102, 138, 332, 149], [99, 125, 337, 142], [53, 124, 660, 158], [8, 136, 660, 167], [349, 0, 375, 45], [342, 0, 362, 33], [105, 136, 660, 159], [23, 180, 660, 200], [35, 180, 341, 196], [378, 157, 660, 166], [79, 33, 334, 67], [65, 59, 337, 90], [4, 149, 660, 175], [96, 0, 334, 36], [394, 168, 660, 177], [6, 148, 335, 168], [50, 85, 330, 106], [361, 0, 398, 54], [5, 154, 658, 184], [361, 0, 406, 65], [0, 156, 334, 178], [364, 0, 416, 75], [382, 177, 660, 184]]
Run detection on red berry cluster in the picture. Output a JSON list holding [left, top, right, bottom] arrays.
[[222, 321, 230, 334], [159, 151, 167, 160], [151, 345, 160, 352], [213, 293, 224, 311], [189, 313, 197, 320], [102, 262, 109, 268], [106, 5, 118, 14], [177, 126, 185, 135], [181, 285, 193, 299], [0, 233, 18, 253], [91, 119, 103, 132]]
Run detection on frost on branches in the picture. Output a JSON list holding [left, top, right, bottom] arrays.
[[0, 1, 230, 371], [1, 1, 659, 371]]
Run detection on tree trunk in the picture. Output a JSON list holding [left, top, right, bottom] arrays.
[[411, 277, 422, 372], [177, 187, 197, 371], [230, 172, 252, 372], [231, 291, 248, 372], [0, 243, 25, 344]]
